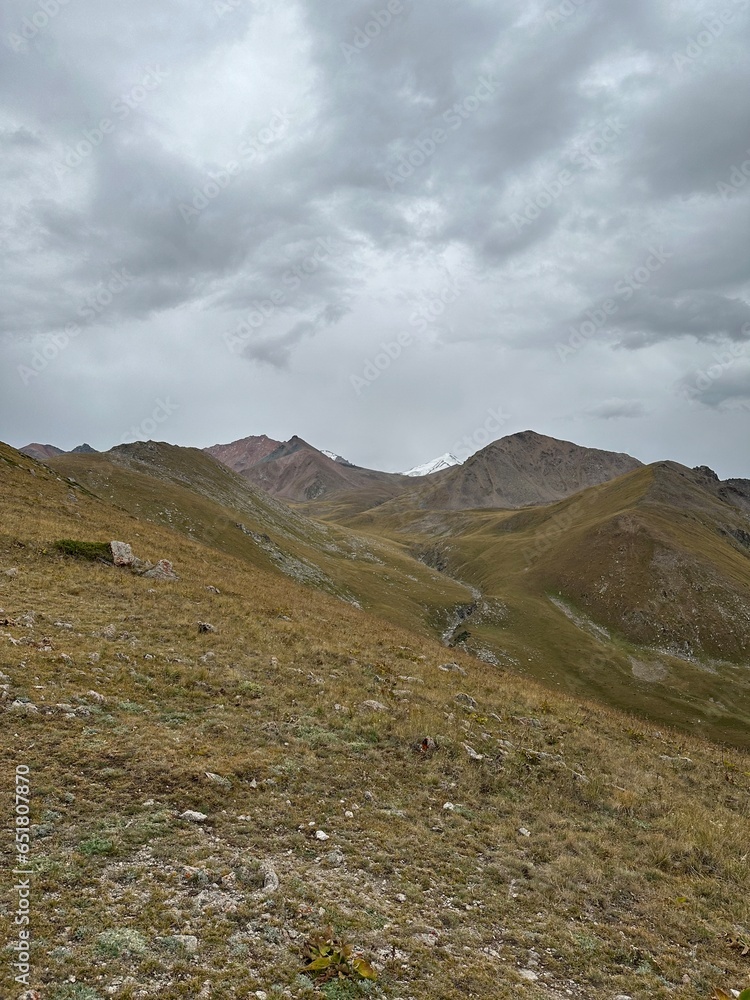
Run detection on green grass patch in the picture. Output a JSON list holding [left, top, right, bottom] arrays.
[[54, 539, 113, 563]]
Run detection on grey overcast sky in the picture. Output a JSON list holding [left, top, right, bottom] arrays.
[[1, 0, 749, 476]]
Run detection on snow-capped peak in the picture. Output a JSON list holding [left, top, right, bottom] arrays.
[[321, 448, 352, 466], [402, 453, 462, 477]]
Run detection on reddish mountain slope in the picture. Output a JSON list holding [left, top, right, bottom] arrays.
[[19, 443, 65, 461], [204, 434, 282, 475]]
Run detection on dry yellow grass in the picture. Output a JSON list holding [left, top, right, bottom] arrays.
[[0, 442, 748, 1000], [338, 463, 750, 748]]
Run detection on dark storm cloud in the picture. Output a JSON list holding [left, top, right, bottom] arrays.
[[1, 0, 749, 475], [695, 367, 750, 407], [614, 293, 750, 348], [628, 70, 750, 198], [676, 345, 750, 408]]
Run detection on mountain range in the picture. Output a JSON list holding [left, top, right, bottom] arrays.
[[20, 442, 97, 461], [197, 430, 644, 512], [12, 426, 748, 748]]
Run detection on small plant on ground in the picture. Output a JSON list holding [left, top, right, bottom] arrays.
[[322, 981, 378, 999], [726, 931, 750, 957], [52, 987, 105, 1000], [96, 928, 148, 957], [78, 834, 116, 856], [302, 927, 377, 984]]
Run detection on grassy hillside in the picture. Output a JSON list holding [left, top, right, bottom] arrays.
[[0, 441, 749, 1000], [47, 445, 750, 749], [47, 443, 472, 641], [340, 464, 750, 749]]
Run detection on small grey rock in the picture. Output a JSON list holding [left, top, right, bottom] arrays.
[[180, 810, 208, 823], [360, 700, 387, 712], [413, 932, 439, 947], [171, 934, 199, 954], [9, 700, 38, 715], [143, 560, 179, 582], [455, 693, 477, 710], [260, 867, 280, 895], [439, 661, 466, 676], [205, 772, 231, 788]]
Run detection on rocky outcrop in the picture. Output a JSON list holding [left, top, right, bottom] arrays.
[[143, 559, 179, 581], [109, 542, 179, 581]]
